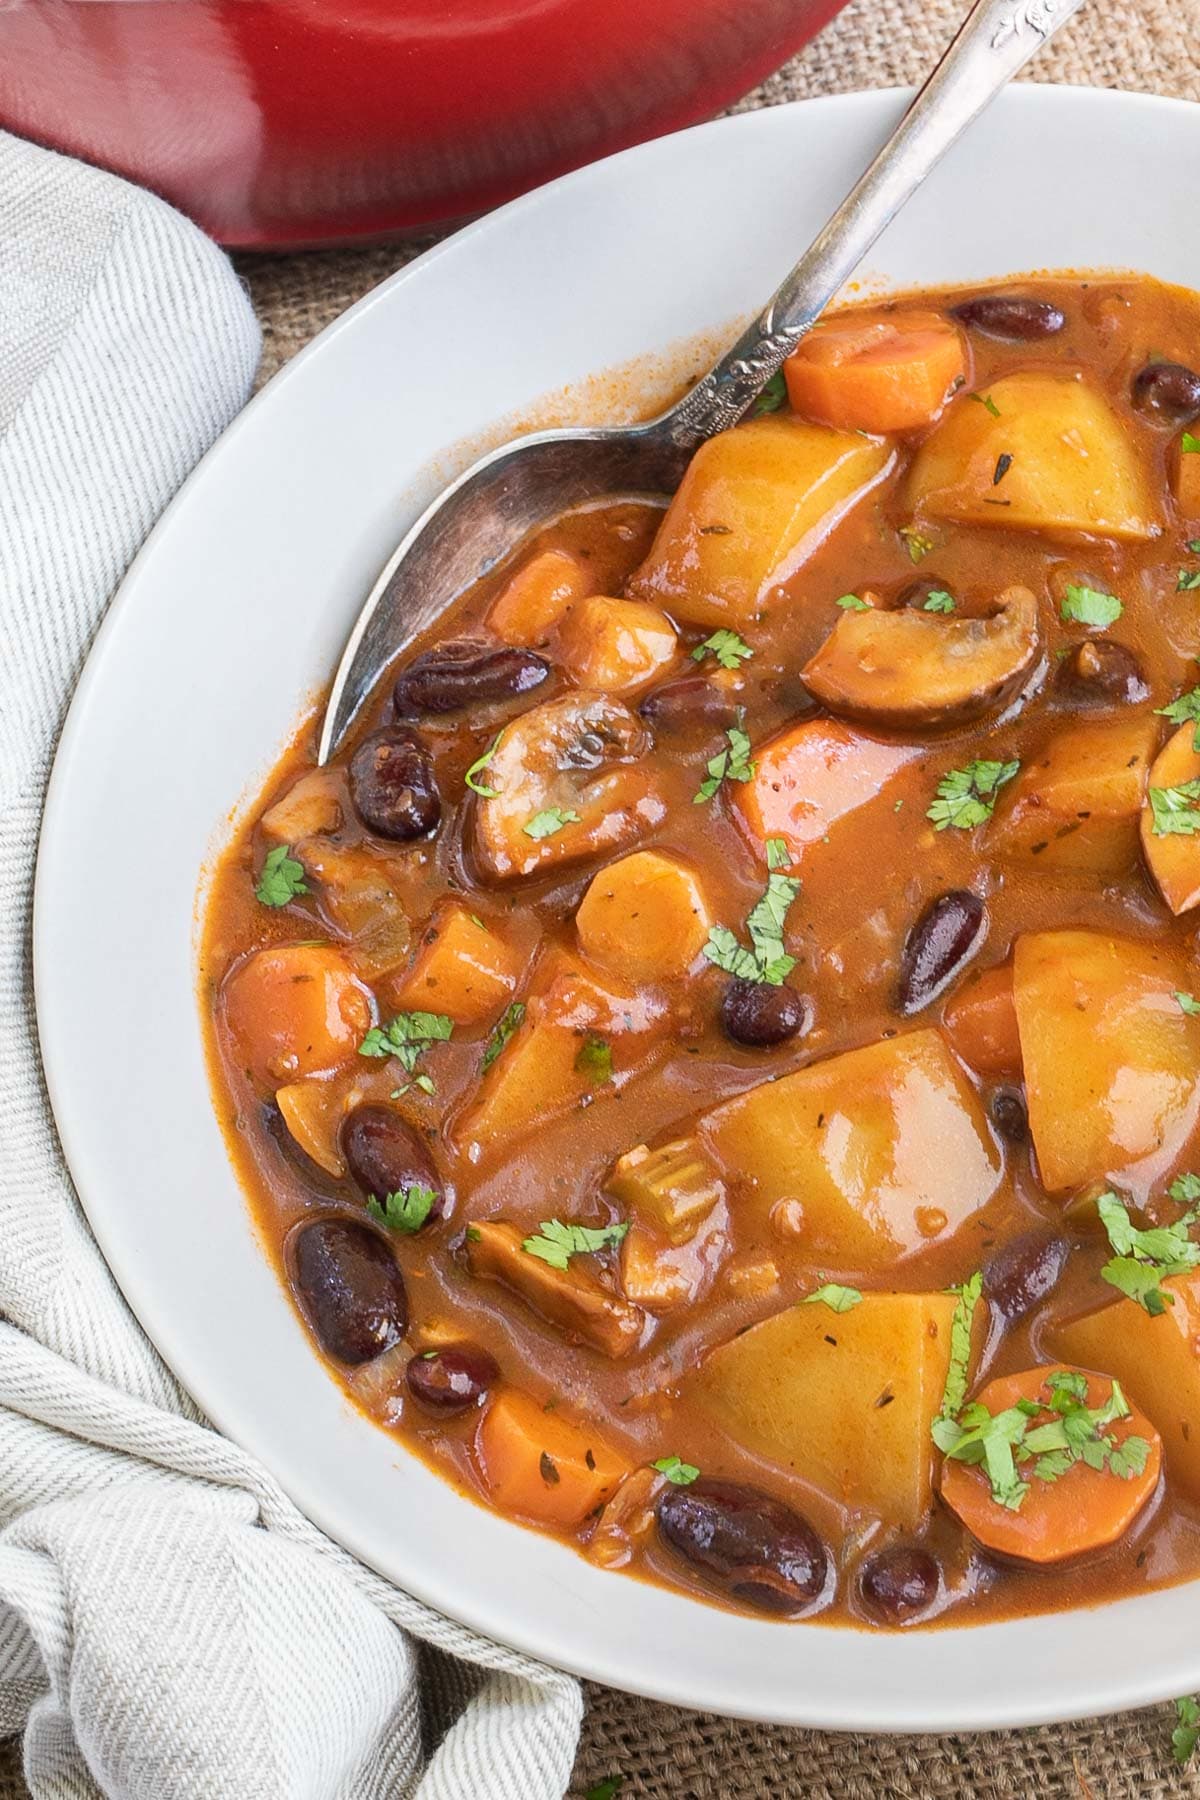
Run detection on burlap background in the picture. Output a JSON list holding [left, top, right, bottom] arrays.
[[6, 1, 1200, 1793]]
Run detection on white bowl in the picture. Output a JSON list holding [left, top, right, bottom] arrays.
[[36, 85, 1200, 1730]]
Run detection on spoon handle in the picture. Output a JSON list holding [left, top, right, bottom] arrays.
[[658, 0, 1088, 450]]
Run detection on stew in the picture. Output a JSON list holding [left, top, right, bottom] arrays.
[[203, 273, 1200, 1628]]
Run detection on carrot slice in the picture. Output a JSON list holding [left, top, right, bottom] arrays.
[[942, 961, 1021, 1077], [475, 1389, 628, 1527], [222, 944, 373, 1084], [939, 1364, 1161, 1564], [784, 310, 967, 434]]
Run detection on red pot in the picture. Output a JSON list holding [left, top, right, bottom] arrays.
[[0, 0, 846, 248]]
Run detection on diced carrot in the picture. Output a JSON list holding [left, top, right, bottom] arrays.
[[488, 548, 593, 645], [1173, 436, 1200, 518], [475, 1389, 628, 1527], [939, 1365, 1161, 1564], [388, 902, 521, 1023], [784, 310, 967, 434], [557, 595, 677, 694], [942, 962, 1022, 1077], [734, 718, 919, 863], [575, 849, 710, 982], [222, 944, 373, 1084]]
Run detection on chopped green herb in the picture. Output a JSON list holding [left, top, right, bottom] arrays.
[[359, 1011, 453, 1095], [254, 845, 308, 908], [694, 714, 756, 804], [803, 1282, 862, 1313], [523, 806, 581, 840], [1148, 779, 1200, 837], [927, 758, 1019, 831], [691, 628, 754, 670], [1189, 539, 1200, 554], [936, 1271, 983, 1426], [1173, 1697, 1200, 1766], [1061, 584, 1123, 627], [466, 1225, 481, 1243], [1178, 991, 1200, 1016], [367, 1184, 438, 1234], [1157, 686, 1200, 751], [651, 1455, 701, 1485], [1178, 569, 1200, 592], [971, 392, 1001, 419], [1098, 1189, 1200, 1315], [522, 1218, 629, 1271], [898, 526, 934, 563], [480, 1001, 525, 1072], [1183, 432, 1200, 454], [464, 734, 502, 798], [574, 1033, 613, 1084], [752, 371, 787, 416], [765, 836, 791, 872], [836, 593, 871, 611], [703, 859, 800, 988], [923, 589, 956, 613]]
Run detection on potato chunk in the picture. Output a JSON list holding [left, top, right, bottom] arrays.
[[389, 902, 521, 1023], [488, 547, 593, 645], [905, 373, 1160, 542], [734, 718, 920, 864], [1051, 1274, 1200, 1498], [261, 770, 342, 844], [691, 1292, 969, 1528], [464, 1220, 643, 1358], [942, 962, 1021, 1077], [802, 586, 1039, 730], [1141, 723, 1200, 915], [990, 712, 1157, 877], [558, 595, 677, 694], [1013, 930, 1200, 1192], [1173, 437, 1200, 519], [628, 416, 893, 629], [275, 1077, 361, 1177], [576, 849, 711, 983], [702, 1028, 1002, 1267]]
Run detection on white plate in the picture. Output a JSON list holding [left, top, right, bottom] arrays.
[[35, 85, 1200, 1731]]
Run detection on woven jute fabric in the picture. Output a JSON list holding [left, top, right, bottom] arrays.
[[0, 4, 1190, 1798]]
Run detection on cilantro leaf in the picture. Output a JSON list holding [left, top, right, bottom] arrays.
[[523, 807, 581, 840], [651, 1455, 700, 1485], [1148, 780, 1200, 837], [692, 628, 753, 671], [1061, 584, 1123, 627], [359, 1011, 453, 1093], [703, 866, 801, 987], [1098, 1189, 1200, 1313], [803, 1282, 862, 1313], [836, 594, 871, 611], [927, 758, 1019, 831], [1177, 991, 1200, 1016], [465, 734, 502, 798], [255, 845, 309, 908], [574, 1033, 613, 1084], [923, 589, 956, 613], [937, 1270, 982, 1425], [971, 392, 1001, 418], [522, 1218, 629, 1271], [1174, 1697, 1200, 1765], [367, 1184, 438, 1233], [480, 1001, 525, 1073], [1178, 569, 1200, 592], [898, 526, 934, 563], [694, 716, 756, 805], [752, 371, 787, 416], [1183, 432, 1200, 455], [765, 836, 791, 872], [1157, 686, 1200, 752]]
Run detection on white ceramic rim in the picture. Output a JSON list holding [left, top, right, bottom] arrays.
[[34, 85, 1200, 1731]]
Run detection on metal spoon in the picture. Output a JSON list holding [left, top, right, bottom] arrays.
[[319, 0, 1086, 761]]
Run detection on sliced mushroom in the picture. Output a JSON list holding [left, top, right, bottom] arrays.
[[801, 586, 1039, 730], [463, 1219, 644, 1357], [472, 692, 664, 881]]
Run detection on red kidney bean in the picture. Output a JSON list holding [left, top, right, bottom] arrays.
[[859, 1544, 942, 1624], [349, 727, 441, 840], [982, 1229, 1071, 1323], [898, 890, 987, 1015], [639, 675, 737, 732], [406, 1345, 498, 1414], [1053, 640, 1149, 709], [721, 980, 811, 1048], [656, 1478, 828, 1615], [953, 295, 1065, 341], [290, 1218, 408, 1364], [1131, 360, 1200, 425], [341, 1105, 444, 1221], [393, 638, 550, 715]]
